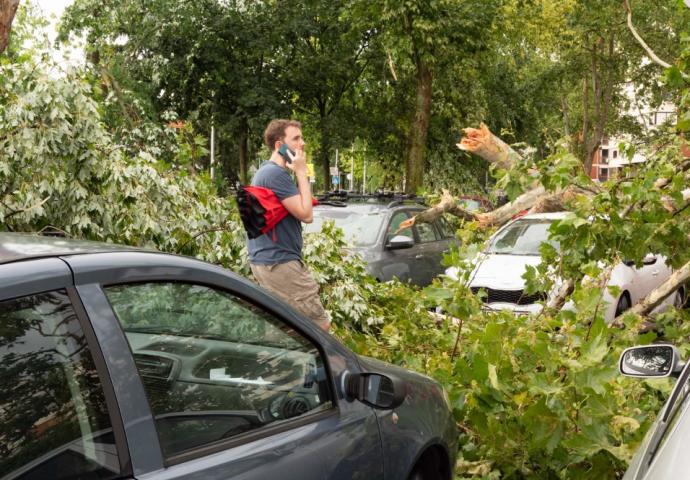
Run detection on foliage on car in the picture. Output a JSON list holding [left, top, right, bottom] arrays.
[[5, 46, 690, 479]]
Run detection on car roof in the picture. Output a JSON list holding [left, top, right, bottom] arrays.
[[313, 202, 427, 214], [0, 232, 143, 265], [515, 212, 568, 221]]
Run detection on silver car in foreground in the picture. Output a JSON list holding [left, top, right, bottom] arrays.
[[619, 345, 690, 479]]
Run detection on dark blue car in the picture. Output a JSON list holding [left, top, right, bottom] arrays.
[[0, 233, 457, 480]]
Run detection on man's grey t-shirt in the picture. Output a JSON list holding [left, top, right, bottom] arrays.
[[247, 161, 303, 265]]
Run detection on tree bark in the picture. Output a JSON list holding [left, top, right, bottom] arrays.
[[457, 123, 522, 169], [405, 60, 432, 194], [0, 0, 19, 56], [560, 93, 571, 141], [396, 190, 477, 234], [239, 118, 248, 185], [548, 279, 576, 311], [320, 149, 330, 192], [583, 34, 615, 175], [623, 0, 690, 82]]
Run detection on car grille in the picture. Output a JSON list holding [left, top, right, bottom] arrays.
[[470, 287, 546, 305]]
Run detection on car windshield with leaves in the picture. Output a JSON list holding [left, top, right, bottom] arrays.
[[486, 218, 560, 255], [457, 198, 483, 212], [304, 211, 385, 247]]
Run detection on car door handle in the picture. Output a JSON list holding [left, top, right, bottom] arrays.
[[415, 254, 424, 259], [652, 269, 659, 276]]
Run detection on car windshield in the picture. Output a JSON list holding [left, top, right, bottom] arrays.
[[458, 198, 483, 212], [486, 218, 559, 255], [304, 210, 385, 246]]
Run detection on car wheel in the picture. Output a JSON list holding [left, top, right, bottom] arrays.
[[406, 465, 427, 480], [615, 293, 631, 317]]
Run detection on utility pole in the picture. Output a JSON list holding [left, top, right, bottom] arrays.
[[363, 145, 367, 193], [210, 124, 215, 180], [350, 144, 355, 191]]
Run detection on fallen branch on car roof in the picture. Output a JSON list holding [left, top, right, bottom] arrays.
[[407, 123, 688, 232], [395, 189, 477, 233]]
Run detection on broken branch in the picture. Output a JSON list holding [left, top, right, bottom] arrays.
[[457, 123, 522, 170], [623, 0, 690, 82], [396, 189, 477, 233]]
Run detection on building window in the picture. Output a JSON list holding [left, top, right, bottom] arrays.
[[601, 149, 608, 164], [602, 138, 609, 146], [613, 151, 618, 159]]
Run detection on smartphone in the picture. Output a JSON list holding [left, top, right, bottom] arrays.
[[278, 143, 295, 164]]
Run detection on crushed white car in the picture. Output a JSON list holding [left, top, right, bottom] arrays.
[[445, 212, 684, 323]]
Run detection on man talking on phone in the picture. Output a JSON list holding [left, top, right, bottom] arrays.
[[247, 119, 331, 332]]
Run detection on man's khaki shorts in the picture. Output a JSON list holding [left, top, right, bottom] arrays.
[[250, 260, 330, 330]]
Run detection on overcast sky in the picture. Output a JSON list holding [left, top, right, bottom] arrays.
[[34, 0, 80, 64]]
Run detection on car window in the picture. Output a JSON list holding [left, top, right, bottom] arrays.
[[458, 198, 483, 212], [415, 222, 439, 243], [438, 217, 456, 239], [304, 210, 385, 246], [103, 283, 333, 458], [647, 363, 690, 466], [0, 290, 121, 480], [387, 211, 413, 243], [487, 218, 559, 255]]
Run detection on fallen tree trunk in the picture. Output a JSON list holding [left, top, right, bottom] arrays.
[[457, 123, 522, 169], [547, 279, 576, 311], [611, 259, 690, 328], [396, 189, 477, 233], [476, 185, 551, 228]]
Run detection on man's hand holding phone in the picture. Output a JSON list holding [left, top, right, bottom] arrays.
[[284, 145, 308, 176]]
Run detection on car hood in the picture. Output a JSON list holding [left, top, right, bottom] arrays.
[[470, 254, 543, 289], [344, 246, 380, 269]]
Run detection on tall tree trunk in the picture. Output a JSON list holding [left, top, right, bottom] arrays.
[[405, 60, 432, 194], [582, 34, 615, 175], [0, 0, 20, 56], [239, 118, 248, 185], [320, 149, 330, 192]]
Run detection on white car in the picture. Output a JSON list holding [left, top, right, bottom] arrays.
[[446, 212, 683, 323]]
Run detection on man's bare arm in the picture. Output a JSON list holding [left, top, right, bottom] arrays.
[[283, 148, 313, 223]]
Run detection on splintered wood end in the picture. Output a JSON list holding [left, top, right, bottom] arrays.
[[458, 123, 491, 152], [395, 218, 415, 234]]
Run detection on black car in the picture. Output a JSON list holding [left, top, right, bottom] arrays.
[[304, 191, 461, 286]]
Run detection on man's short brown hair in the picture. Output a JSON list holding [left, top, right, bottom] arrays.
[[264, 119, 302, 152]]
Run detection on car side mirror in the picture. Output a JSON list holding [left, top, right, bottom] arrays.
[[619, 345, 685, 379], [388, 235, 414, 250], [344, 372, 406, 410]]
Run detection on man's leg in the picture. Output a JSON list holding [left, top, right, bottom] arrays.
[[251, 260, 331, 331]]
